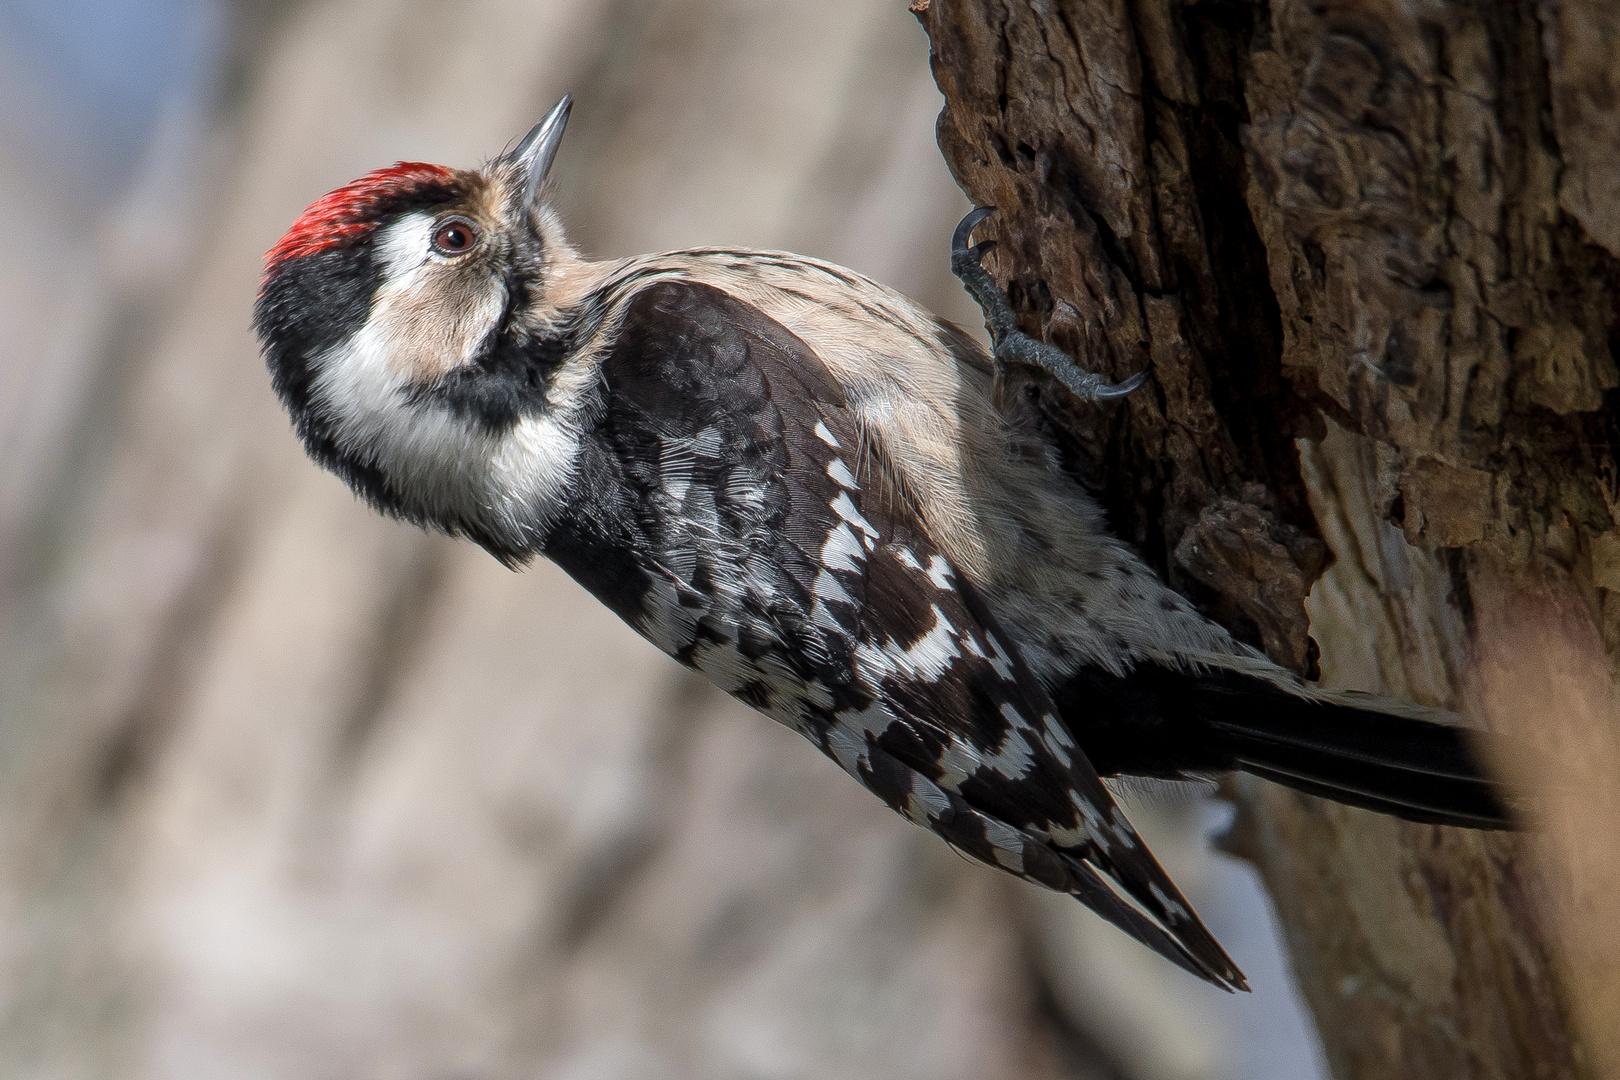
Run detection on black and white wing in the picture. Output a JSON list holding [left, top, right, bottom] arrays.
[[547, 279, 1246, 990]]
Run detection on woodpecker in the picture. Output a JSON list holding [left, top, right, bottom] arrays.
[[255, 96, 1514, 991]]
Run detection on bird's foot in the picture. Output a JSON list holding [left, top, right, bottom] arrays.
[[951, 207, 1147, 402]]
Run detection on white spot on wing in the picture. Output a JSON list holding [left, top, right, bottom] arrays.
[[962, 633, 1015, 681], [810, 599, 845, 632], [1049, 796, 1124, 853], [813, 420, 840, 447], [984, 819, 1027, 873], [831, 491, 879, 547], [1150, 883, 1190, 920], [821, 522, 866, 574], [827, 458, 858, 489], [826, 724, 868, 776], [935, 714, 1038, 789], [839, 701, 895, 741], [692, 427, 725, 458], [857, 604, 962, 681], [1045, 715, 1076, 749], [989, 726, 1036, 777], [812, 568, 855, 608]]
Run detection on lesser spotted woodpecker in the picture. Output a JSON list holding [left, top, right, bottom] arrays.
[[254, 96, 1514, 991]]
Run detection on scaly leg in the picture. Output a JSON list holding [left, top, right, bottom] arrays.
[[951, 207, 1147, 402]]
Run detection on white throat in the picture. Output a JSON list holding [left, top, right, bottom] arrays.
[[308, 321, 587, 552]]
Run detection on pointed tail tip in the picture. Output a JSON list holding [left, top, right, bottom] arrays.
[[1061, 855, 1249, 990], [1157, 898, 1250, 992], [1189, 937, 1249, 993]]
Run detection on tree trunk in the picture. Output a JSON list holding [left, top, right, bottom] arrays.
[[912, 1, 1620, 1076]]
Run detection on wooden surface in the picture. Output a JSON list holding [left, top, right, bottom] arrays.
[[913, 0, 1620, 1076]]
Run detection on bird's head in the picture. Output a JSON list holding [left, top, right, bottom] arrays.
[[254, 95, 591, 563]]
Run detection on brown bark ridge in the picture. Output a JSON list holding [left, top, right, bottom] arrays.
[[914, 0, 1620, 1076]]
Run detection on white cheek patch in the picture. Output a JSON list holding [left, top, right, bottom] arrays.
[[374, 212, 436, 283]]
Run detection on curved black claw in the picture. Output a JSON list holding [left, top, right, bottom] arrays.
[[998, 335, 1150, 403], [951, 205, 996, 262], [950, 207, 1017, 343], [1093, 370, 1150, 400], [950, 206, 1149, 404]]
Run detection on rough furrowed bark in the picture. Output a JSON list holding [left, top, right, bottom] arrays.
[[914, 0, 1620, 1076]]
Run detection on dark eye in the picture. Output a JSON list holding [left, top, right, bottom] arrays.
[[431, 216, 479, 255]]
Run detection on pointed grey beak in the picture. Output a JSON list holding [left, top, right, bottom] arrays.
[[510, 94, 573, 205]]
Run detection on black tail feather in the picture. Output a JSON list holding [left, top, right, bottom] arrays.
[[1234, 760, 1509, 830], [1206, 695, 1513, 829], [1055, 665, 1517, 830]]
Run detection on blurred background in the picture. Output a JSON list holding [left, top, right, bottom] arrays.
[[0, 2, 1327, 1077]]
